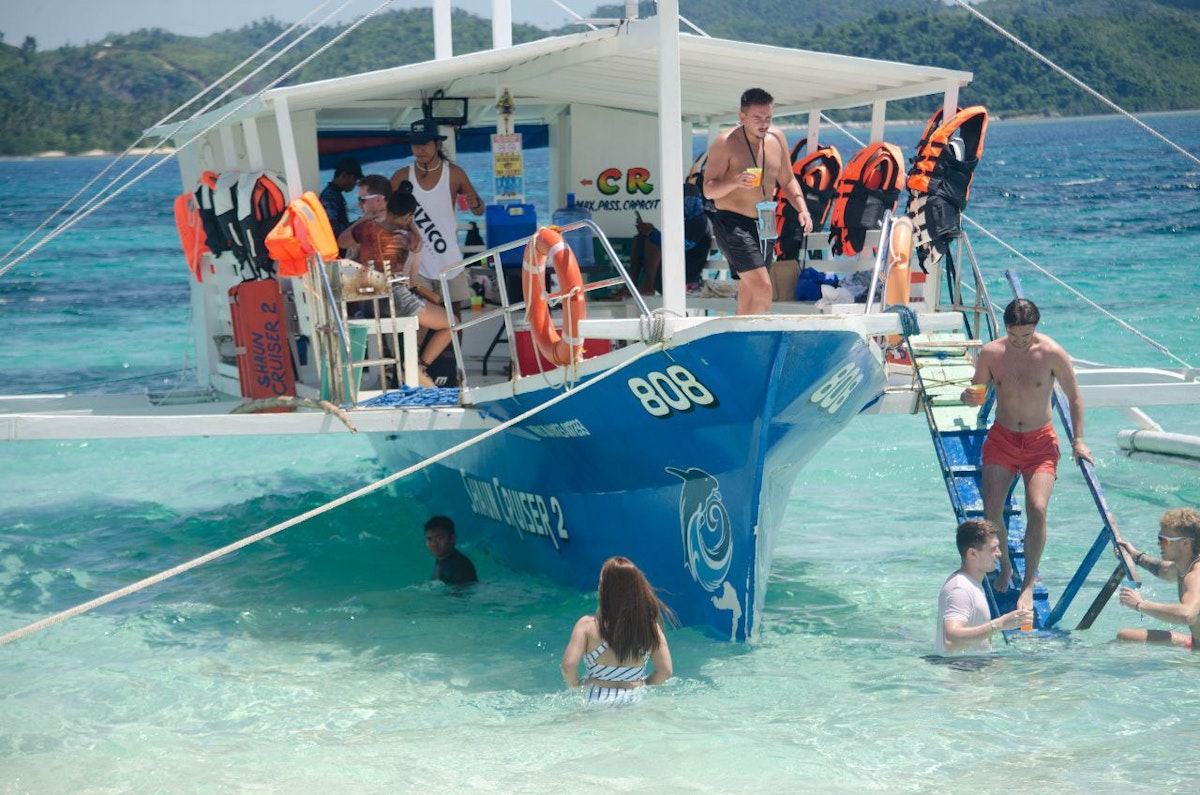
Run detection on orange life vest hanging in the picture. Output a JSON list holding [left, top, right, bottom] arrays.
[[773, 138, 842, 260], [266, 191, 340, 278], [828, 142, 904, 257], [173, 192, 208, 282], [905, 105, 988, 260]]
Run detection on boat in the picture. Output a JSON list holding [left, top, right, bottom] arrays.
[[2, 1, 1198, 644]]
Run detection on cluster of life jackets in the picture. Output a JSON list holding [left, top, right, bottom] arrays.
[[174, 169, 290, 280], [772, 138, 843, 260]]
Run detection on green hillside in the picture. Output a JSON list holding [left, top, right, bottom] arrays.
[[0, 1, 1196, 155]]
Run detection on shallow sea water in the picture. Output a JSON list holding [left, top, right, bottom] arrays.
[[1, 111, 1198, 792]]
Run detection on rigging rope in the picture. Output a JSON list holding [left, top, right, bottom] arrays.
[[0, 0, 351, 273], [0, 340, 666, 647], [952, 0, 1200, 169], [0, 0, 396, 280]]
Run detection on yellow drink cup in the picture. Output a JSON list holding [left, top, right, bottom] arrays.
[[745, 167, 762, 187], [470, 295, 483, 312]]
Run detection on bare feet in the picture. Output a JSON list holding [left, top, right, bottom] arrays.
[[994, 558, 1013, 592]]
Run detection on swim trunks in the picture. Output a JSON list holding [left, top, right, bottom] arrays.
[[981, 422, 1059, 478], [710, 209, 772, 273]]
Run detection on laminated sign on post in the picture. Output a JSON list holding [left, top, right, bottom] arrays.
[[492, 134, 525, 203]]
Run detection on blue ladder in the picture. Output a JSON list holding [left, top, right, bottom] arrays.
[[907, 332, 1051, 629]]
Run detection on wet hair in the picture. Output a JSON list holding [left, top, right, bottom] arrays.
[[740, 87, 774, 109], [1160, 507, 1200, 545], [357, 174, 394, 200], [424, 515, 455, 537], [956, 519, 998, 557], [595, 556, 675, 661], [388, 191, 417, 217], [1004, 298, 1040, 328]]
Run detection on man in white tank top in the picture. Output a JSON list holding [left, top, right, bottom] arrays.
[[390, 118, 485, 308]]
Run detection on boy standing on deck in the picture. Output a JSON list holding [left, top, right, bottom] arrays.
[[1115, 507, 1200, 650], [938, 519, 1031, 654], [960, 298, 1091, 617]]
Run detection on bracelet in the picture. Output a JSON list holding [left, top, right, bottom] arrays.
[[1136, 601, 1143, 613], [1134, 551, 1145, 564], [989, 619, 997, 632]]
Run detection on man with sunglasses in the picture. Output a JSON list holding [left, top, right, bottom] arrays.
[[1115, 507, 1200, 650]]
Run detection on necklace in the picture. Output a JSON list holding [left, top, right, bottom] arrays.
[[415, 159, 443, 174]]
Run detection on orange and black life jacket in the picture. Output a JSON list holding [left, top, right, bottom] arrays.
[[193, 170, 229, 257], [828, 142, 904, 257], [773, 138, 842, 259], [905, 105, 988, 258], [237, 171, 289, 277]]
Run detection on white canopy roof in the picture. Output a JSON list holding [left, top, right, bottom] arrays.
[[153, 16, 971, 140]]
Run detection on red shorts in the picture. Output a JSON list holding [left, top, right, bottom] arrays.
[[982, 422, 1060, 478]]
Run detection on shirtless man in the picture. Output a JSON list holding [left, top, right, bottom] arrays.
[[1115, 507, 1200, 651], [960, 298, 1091, 614], [702, 88, 812, 315]]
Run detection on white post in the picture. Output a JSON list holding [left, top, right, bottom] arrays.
[[806, 110, 821, 146], [657, 1, 686, 315], [943, 79, 960, 120], [492, 0, 512, 49], [869, 99, 886, 144], [434, 0, 452, 60], [273, 96, 304, 200]]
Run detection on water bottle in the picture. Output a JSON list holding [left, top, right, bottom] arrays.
[[552, 192, 595, 268]]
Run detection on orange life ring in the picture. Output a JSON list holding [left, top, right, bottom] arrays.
[[884, 216, 914, 347], [522, 227, 587, 367]]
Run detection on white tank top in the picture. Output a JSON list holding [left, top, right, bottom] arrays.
[[406, 162, 463, 279]]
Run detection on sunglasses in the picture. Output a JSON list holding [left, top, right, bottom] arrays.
[[357, 194, 382, 204], [1158, 534, 1189, 543]]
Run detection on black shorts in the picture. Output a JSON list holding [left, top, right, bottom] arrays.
[[710, 209, 773, 273]]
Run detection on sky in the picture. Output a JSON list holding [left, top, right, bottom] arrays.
[[1, 0, 595, 49]]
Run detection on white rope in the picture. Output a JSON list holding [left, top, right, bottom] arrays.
[[962, 216, 1193, 368], [0, 340, 667, 647], [952, 0, 1200, 168], [0, 0, 350, 273], [0, 0, 396, 280]]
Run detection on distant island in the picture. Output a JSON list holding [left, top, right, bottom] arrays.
[[1, 0, 1197, 156]]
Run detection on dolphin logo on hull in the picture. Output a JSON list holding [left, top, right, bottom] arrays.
[[666, 466, 732, 592]]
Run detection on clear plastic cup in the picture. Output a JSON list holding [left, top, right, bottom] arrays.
[[470, 295, 483, 312], [745, 167, 762, 187]]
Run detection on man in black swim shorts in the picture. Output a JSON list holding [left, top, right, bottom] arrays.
[[702, 88, 812, 315]]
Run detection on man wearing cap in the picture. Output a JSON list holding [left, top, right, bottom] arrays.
[[390, 118, 484, 309], [321, 156, 364, 246]]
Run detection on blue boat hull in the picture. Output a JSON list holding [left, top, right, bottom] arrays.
[[371, 326, 885, 641]]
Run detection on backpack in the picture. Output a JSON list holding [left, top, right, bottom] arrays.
[[237, 171, 288, 277], [828, 142, 904, 257]]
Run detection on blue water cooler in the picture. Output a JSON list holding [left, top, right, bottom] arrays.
[[552, 193, 595, 268], [485, 203, 537, 303]]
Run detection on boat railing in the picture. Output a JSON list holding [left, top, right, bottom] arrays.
[[437, 219, 650, 385]]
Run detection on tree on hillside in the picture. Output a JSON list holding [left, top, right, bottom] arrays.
[[20, 36, 37, 65]]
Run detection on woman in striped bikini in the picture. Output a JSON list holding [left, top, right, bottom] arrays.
[[560, 557, 676, 705]]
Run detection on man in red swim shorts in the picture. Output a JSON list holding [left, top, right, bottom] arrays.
[[961, 298, 1091, 615]]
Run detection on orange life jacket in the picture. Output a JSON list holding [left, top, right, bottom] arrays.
[[193, 170, 228, 257], [905, 106, 989, 259], [266, 191, 340, 278], [828, 142, 904, 257], [773, 139, 843, 259], [906, 105, 988, 199], [173, 192, 208, 282], [238, 171, 289, 277]]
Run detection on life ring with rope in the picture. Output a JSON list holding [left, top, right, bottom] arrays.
[[522, 226, 587, 367]]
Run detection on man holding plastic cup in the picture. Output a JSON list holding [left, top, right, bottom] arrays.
[[702, 88, 812, 315]]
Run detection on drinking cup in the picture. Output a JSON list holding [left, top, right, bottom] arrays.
[[745, 167, 763, 187]]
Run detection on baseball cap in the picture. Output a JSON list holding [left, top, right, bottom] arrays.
[[409, 118, 447, 145]]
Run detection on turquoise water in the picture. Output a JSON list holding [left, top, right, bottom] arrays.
[[1, 112, 1199, 792]]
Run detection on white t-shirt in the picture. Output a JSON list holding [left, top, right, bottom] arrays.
[[936, 570, 993, 654]]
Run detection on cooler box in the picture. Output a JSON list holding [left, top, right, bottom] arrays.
[[485, 203, 537, 268], [514, 327, 612, 374]]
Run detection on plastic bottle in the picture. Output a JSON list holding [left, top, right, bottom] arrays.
[[552, 192, 595, 268]]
